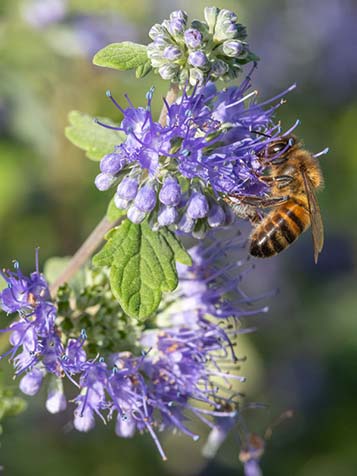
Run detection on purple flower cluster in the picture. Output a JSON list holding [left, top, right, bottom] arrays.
[[96, 71, 295, 236], [147, 8, 255, 85], [0, 240, 263, 458]]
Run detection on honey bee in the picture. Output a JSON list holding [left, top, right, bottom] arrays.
[[225, 135, 324, 263]]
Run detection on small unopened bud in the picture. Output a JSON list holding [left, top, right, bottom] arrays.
[[184, 28, 203, 49], [188, 51, 208, 68], [222, 40, 244, 57], [127, 205, 146, 224], [186, 192, 209, 219], [158, 206, 179, 226], [94, 173, 116, 191], [204, 7, 219, 32], [164, 45, 183, 61], [159, 176, 182, 206], [158, 63, 180, 80], [117, 176, 139, 200], [134, 183, 157, 212]]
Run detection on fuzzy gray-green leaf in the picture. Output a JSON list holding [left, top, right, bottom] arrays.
[[65, 110, 125, 161], [93, 42, 148, 71]]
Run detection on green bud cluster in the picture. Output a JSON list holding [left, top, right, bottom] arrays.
[[55, 269, 143, 359], [147, 7, 258, 86]]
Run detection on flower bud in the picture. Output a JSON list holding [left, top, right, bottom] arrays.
[[188, 51, 208, 68], [19, 368, 44, 396], [158, 63, 180, 80], [74, 406, 95, 432], [46, 379, 66, 414], [158, 206, 179, 226], [178, 214, 195, 233], [117, 176, 139, 200], [204, 7, 219, 32], [164, 45, 183, 61], [189, 68, 205, 85], [100, 152, 126, 175], [95, 173, 116, 191], [211, 59, 229, 77], [207, 203, 226, 227], [134, 183, 157, 212], [127, 205, 146, 224], [159, 176, 182, 206], [184, 28, 203, 49], [116, 414, 136, 438], [149, 23, 167, 40], [186, 192, 209, 219], [217, 9, 238, 24], [114, 195, 129, 210], [222, 40, 244, 57]]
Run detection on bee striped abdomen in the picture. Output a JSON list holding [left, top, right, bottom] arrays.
[[250, 200, 310, 258]]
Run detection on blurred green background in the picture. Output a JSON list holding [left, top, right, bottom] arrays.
[[0, 0, 356, 475]]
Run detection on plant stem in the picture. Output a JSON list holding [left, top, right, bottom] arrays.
[[50, 83, 180, 297], [159, 82, 180, 126], [50, 216, 122, 296]]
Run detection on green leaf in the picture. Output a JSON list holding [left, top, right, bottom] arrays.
[[65, 110, 125, 161], [136, 60, 153, 79], [159, 227, 192, 266], [93, 42, 148, 71], [106, 198, 127, 223], [93, 220, 187, 319]]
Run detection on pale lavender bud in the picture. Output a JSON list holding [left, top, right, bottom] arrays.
[[100, 152, 126, 175], [189, 68, 205, 85], [74, 407, 95, 432], [46, 384, 67, 414], [134, 183, 157, 212], [149, 23, 167, 40], [114, 195, 129, 210], [222, 40, 244, 57], [168, 18, 186, 37], [158, 63, 179, 80], [178, 214, 195, 233], [204, 7, 219, 31], [19, 368, 43, 396], [184, 28, 203, 49], [127, 205, 146, 224], [188, 51, 208, 68], [217, 9, 238, 24], [158, 206, 179, 226], [115, 414, 136, 438], [211, 59, 229, 77], [116, 176, 139, 200], [164, 45, 182, 61], [186, 192, 209, 219], [95, 173, 116, 191], [170, 10, 188, 22], [207, 203, 226, 227], [159, 176, 181, 206]]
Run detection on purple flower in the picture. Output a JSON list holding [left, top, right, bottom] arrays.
[[127, 205, 146, 224]]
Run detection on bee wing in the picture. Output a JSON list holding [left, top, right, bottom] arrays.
[[302, 169, 324, 263]]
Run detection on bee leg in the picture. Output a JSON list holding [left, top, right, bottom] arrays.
[[260, 175, 294, 189], [232, 195, 290, 208]]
